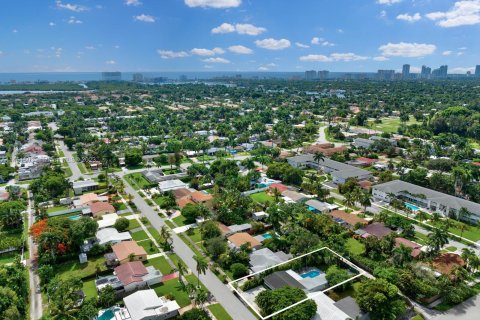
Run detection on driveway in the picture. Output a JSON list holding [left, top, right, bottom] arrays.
[[118, 173, 256, 320]]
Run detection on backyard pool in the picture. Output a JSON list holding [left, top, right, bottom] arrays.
[[68, 215, 82, 221], [300, 269, 322, 279], [97, 310, 114, 320], [404, 203, 420, 211], [262, 233, 273, 240]]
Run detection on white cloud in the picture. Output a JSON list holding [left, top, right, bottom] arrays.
[[321, 41, 335, 47], [134, 14, 155, 22], [255, 38, 291, 50], [51, 47, 63, 58], [190, 47, 224, 56], [12, 29, 18, 33], [0, 51, 3, 56], [67, 16, 82, 24], [426, 1, 480, 27], [378, 42, 436, 57], [450, 66, 475, 73], [202, 57, 230, 63], [442, 50, 453, 55], [373, 56, 389, 61], [85, 46, 96, 50], [396, 13, 422, 22], [228, 45, 253, 54], [114, 45, 120, 49], [377, 0, 402, 5], [211, 23, 266, 35], [337, 28, 344, 33], [157, 50, 189, 59], [258, 67, 269, 71], [56, 1, 88, 12], [266, 63, 277, 67], [105, 60, 116, 65], [295, 42, 310, 48], [311, 37, 321, 45], [49, 22, 56, 26], [125, 0, 142, 6], [185, 0, 241, 8], [380, 10, 387, 18], [300, 53, 368, 62]]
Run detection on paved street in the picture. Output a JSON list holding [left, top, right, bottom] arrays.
[[58, 140, 83, 181], [117, 172, 256, 320]]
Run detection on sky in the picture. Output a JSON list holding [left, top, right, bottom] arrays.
[[0, 0, 479, 73]]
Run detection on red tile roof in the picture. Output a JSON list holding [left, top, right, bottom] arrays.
[[190, 191, 213, 203], [395, 237, 422, 258], [269, 183, 288, 193], [89, 202, 115, 214], [432, 253, 465, 275], [115, 261, 148, 286], [112, 241, 147, 262], [356, 157, 378, 164], [176, 197, 194, 208]]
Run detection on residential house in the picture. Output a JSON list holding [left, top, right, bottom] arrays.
[[190, 191, 213, 205], [122, 289, 180, 320], [269, 183, 289, 193], [96, 228, 132, 246], [158, 179, 188, 192], [328, 210, 369, 229], [111, 241, 147, 265], [89, 202, 116, 218], [227, 232, 262, 250], [115, 261, 162, 293], [305, 199, 339, 213], [282, 190, 308, 203], [142, 169, 164, 184], [97, 213, 120, 229], [249, 248, 291, 273], [432, 253, 465, 275], [373, 180, 480, 222], [361, 222, 393, 239], [395, 237, 422, 259], [72, 180, 99, 196], [264, 268, 328, 292]]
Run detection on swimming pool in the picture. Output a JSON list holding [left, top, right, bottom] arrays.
[[68, 215, 82, 221], [97, 310, 114, 320], [301, 269, 322, 279], [262, 233, 272, 240], [404, 203, 419, 211]]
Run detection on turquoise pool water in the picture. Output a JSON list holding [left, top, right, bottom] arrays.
[[68, 215, 82, 221], [262, 233, 272, 239], [257, 183, 267, 188], [301, 270, 322, 278], [97, 310, 114, 320], [405, 203, 419, 211]]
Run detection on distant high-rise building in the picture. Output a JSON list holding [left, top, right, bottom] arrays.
[[432, 65, 448, 78], [402, 64, 410, 79], [102, 72, 122, 81], [421, 65, 431, 79], [475, 65, 480, 77], [305, 70, 317, 80], [133, 73, 144, 82], [377, 69, 395, 80], [179, 75, 188, 82], [317, 70, 329, 80]]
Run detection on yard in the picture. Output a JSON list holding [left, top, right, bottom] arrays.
[[172, 214, 188, 227], [250, 191, 274, 204], [127, 219, 141, 231], [46, 205, 69, 213], [346, 238, 365, 255], [208, 304, 233, 320], [124, 172, 155, 190], [144, 256, 175, 275], [131, 230, 149, 241], [82, 278, 97, 299], [56, 256, 107, 280], [367, 117, 420, 134], [138, 240, 159, 254], [0, 252, 20, 265], [151, 278, 191, 307], [431, 219, 480, 242]]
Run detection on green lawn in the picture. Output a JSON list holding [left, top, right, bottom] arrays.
[[151, 278, 191, 307], [250, 191, 274, 204], [63, 166, 73, 178], [57, 256, 107, 280], [172, 215, 188, 227], [153, 196, 169, 207], [0, 252, 20, 265], [415, 231, 429, 245], [187, 228, 202, 244], [138, 240, 159, 254], [445, 246, 457, 252], [346, 238, 365, 255], [124, 173, 155, 190], [144, 256, 175, 275], [367, 117, 420, 134], [46, 205, 69, 213], [127, 219, 141, 231], [131, 230, 149, 241], [208, 304, 233, 320], [431, 219, 480, 242], [116, 202, 127, 211], [82, 278, 97, 299]]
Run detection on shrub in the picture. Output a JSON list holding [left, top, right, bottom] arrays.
[[230, 263, 249, 279], [113, 217, 129, 232]]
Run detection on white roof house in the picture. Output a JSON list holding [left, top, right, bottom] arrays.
[[249, 248, 291, 273], [96, 227, 132, 245], [97, 213, 120, 229], [310, 292, 350, 320], [123, 289, 180, 320], [158, 179, 188, 192]]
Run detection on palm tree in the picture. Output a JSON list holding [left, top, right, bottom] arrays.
[[315, 183, 330, 201], [313, 152, 325, 170], [452, 166, 472, 196], [272, 188, 282, 203], [193, 255, 208, 287], [392, 244, 412, 267], [427, 227, 449, 255], [194, 288, 208, 308], [458, 223, 469, 239], [176, 260, 188, 284], [359, 192, 372, 213], [344, 192, 355, 209], [458, 207, 472, 222]]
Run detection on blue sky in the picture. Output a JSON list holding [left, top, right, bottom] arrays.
[[0, 0, 479, 73]]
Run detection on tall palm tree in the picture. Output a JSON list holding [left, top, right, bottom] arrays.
[[458, 223, 469, 239], [427, 227, 449, 255], [392, 244, 412, 267], [194, 288, 208, 308], [359, 192, 372, 213], [193, 255, 208, 287], [452, 167, 472, 196], [176, 260, 188, 284], [344, 192, 355, 209], [272, 188, 282, 203], [313, 152, 325, 170], [458, 207, 472, 222]]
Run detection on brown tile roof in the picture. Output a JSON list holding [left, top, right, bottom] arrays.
[[304, 143, 334, 153], [432, 253, 465, 275], [329, 210, 368, 227], [228, 232, 261, 249], [269, 183, 288, 193], [218, 223, 231, 234], [172, 188, 192, 199], [112, 241, 147, 262], [176, 197, 194, 208], [363, 222, 393, 239], [79, 193, 99, 205], [114, 261, 148, 285], [89, 202, 115, 214], [356, 157, 378, 165], [190, 191, 213, 203], [395, 237, 422, 258]]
